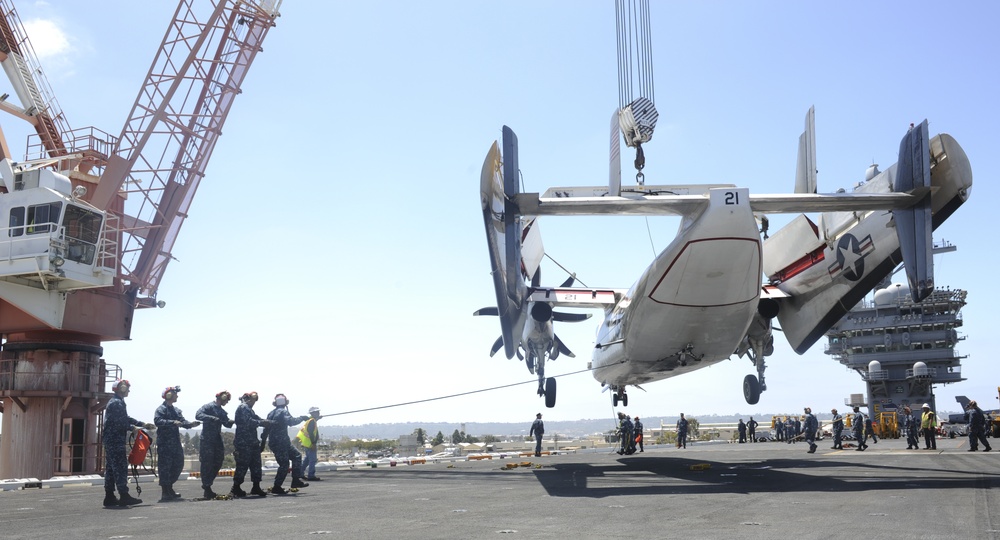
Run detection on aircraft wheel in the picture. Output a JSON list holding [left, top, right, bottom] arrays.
[[622, 393, 628, 407], [544, 377, 557, 408], [613, 393, 619, 407], [743, 374, 761, 405]]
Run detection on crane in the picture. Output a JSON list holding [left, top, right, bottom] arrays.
[[0, 0, 282, 480]]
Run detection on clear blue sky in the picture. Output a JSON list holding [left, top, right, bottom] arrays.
[[4, 1, 998, 432]]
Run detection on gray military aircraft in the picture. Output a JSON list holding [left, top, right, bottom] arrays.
[[476, 104, 973, 408]]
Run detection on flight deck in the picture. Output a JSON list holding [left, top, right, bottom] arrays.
[[2, 440, 997, 539]]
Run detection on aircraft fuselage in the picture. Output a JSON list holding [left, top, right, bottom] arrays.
[[592, 188, 761, 386]]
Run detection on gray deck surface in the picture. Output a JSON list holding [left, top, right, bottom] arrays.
[[1, 438, 998, 539]]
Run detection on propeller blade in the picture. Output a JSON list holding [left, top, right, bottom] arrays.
[[555, 335, 576, 358], [552, 311, 591, 323], [559, 274, 576, 288], [489, 336, 504, 357], [474, 307, 499, 316]]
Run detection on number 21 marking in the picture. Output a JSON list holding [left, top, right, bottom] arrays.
[[725, 191, 740, 205]]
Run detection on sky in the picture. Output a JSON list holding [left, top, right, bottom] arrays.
[[2, 1, 999, 433]]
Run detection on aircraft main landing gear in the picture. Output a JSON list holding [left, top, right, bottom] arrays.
[[743, 374, 761, 405], [544, 377, 556, 408], [612, 386, 628, 407]]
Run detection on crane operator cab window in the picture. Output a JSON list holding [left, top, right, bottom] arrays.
[[6, 202, 103, 265], [63, 205, 102, 264], [8, 202, 62, 237]]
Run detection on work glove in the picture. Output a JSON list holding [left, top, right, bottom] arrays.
[[299, 415, 309, 422]]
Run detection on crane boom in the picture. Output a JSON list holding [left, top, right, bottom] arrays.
[[0, 0, 283, 480], [0, 0, 71, 158], [92, 0, 281, 298]]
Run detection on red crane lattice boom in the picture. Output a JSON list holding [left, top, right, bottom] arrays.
[[92, 0, 281, 299]]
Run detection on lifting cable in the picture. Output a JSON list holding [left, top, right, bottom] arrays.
[[616, 0, 655, 111], [320, 368, 595, 419]]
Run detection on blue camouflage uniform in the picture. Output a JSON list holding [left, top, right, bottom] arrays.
[[196, 401, 232, 493], [154, 402, 196, 490], [266, 406, 307, 489], [103, 395, 144, 496], [831, 412, 844, 449], [903, 410, 919, 449], [853, 410, 867, 450], [234, 401, 266, 485], [803, 410, 818, 452], [968, 405, 993, 452]]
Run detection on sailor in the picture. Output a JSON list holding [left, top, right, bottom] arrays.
[[830, 408, 844, 449], [864, 413, 879, 445], [529, 413, 545, 457], [966, 400, 993, 452], [195, 390, 235, 498], [785, 416, 795, 444], [298, 406, 323, 480], [266, 393, 310, 494], [102, 379, 153, 508], [902, 406, 919, 450], [633, 416, 644, 452], [153, 386, 200, 501], [618, 413, 634, 455], [775, 417, 784, 441], [852, 406, 867, 451], [676, 413, 689, 449], [920, 403, 937, 450], [737, 419, 747, 443], [231, 391, 271, 497], [802, 407, 818, 453], [747, 417, 758, 443]]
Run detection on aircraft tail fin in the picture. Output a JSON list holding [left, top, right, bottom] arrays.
[[891, 120, 933, 302], [794, 106, 817, 194], [609, 110, 621, 196], [479, 126, 530, 359]]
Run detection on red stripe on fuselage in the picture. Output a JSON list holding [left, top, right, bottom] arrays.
[[770, 245, 827, 283], [647, 237, 761, 308]]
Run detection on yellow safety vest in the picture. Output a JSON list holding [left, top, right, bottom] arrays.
[[297, 418, 317, 448]]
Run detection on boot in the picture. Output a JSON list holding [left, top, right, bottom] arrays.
[[269, 485, 287, 495], [103, 491, 118, 508], [170, 487, 182, 500], [230, 481, 247, 498], [290, 477, 309, 489], [250, 482, 268, 497], [159, 486, 175, 503], [118, 490, 142, 506], [203, 487, 218, 499]]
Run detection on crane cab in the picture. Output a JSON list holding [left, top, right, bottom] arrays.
[[0, 159, 116, 292]]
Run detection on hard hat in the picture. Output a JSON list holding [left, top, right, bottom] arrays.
[[274, 394, 288, 407], [162, 385, 180, 399], [309, 407, 320, 413], [968, 400, 977, 408], [922, 403, 931, 409]]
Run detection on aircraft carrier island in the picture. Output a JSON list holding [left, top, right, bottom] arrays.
[[825, 250, 967, 428]]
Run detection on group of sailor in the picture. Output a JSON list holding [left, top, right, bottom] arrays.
[[102, 379, 322, 508]]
